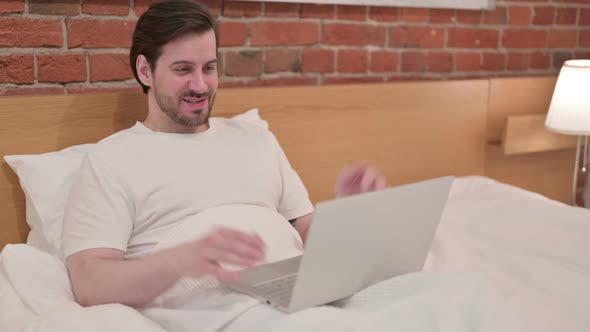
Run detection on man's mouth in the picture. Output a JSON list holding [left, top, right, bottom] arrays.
[[181, 96, 207, 109], [182, 97, 205, 104]]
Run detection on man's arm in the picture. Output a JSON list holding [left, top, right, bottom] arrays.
[[292, 213, 314, 244], [66, 227, 266, 308], [67, 247, 181, 308]]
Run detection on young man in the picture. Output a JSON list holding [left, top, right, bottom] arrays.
[[63, 0, 386, 314]]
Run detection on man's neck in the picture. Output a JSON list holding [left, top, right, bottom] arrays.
[[142, 114, 210, 134]]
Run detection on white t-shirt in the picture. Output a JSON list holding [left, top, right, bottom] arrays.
[[62, 118, 314, 260]]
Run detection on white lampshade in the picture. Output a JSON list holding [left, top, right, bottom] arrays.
[[545, 60, 590, 135]]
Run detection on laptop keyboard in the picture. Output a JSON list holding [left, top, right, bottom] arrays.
[[252, 274, 297, 306]]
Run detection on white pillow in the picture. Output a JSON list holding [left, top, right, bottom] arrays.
[[231, 108, 268, 129], [4, 109, 268, 258], [5, 144, 94, 257]]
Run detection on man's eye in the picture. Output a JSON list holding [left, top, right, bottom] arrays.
[[205, 66, 216, 72], [175, 67, 190, 73]]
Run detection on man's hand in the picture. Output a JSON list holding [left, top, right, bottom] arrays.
[[167, 227, 266, 281], [335, 164, 388, 197]]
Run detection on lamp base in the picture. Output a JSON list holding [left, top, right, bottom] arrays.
[[574, 136, 589, 207]]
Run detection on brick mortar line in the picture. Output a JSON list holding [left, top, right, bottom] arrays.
[[319, 69, 557, 77], [333, 45, 339, 75], [452, 45, 458, 71], [3, 4, 590, 19], [384, 22, 391, 48], [2, 7, 548, 23], [319, 15, 328, 86], [333, 72, 392, 77], [241, 77, 317, 84], [296, 47, 303, 75], [0, 82, 65, 88], [0, 48, 130, 54], [33, 53, 37, 83], [260, 41, 266, 74], [366, 45, 372, 74], [4, 69, 559, 83], [85, 53, 90, 85], [2, 14, 589, 29], [319, 16, 324, 48], [219, 74, 321, 84], [2, 70, 561, 90], [224, 17, 590, 29], [307, 67, 559, 74], [384, 23, 587, 29], [315, 46, 581, 51], [222, 14, 590, 25], [0, 12, 138, 20], [128, 0, 134, 17], [378, 47, 585, 52], [220, 51, 226, 78], [2, 46, 586, 55], [65, 79, 138, 87], [3, 45, 586, 57], [63, 48, 131, 54], [0, 81, 139, 90], [396, 40, 402, 72], [227, 72, 318, 78], [219, 0, 225, 18], [0, 74, 558, 89], [61, 18, 68, 52], [69, 14, 137, 20], [0, 46, 590, 61]]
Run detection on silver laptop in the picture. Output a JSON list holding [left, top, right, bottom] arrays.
[[223, 176, 453, 313]]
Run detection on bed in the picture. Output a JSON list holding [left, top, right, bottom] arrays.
[[1, 77, 589, 332]]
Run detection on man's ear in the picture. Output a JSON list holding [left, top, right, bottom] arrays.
[[136, 55, 153, 89]]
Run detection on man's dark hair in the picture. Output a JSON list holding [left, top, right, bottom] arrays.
[[130, 0, 219, 94]]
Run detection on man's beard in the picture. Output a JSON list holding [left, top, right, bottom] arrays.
[[154, 88, 215, 127]]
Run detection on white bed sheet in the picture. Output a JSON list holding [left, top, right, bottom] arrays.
[[0, 255, 34, 331], [0, 176, 589, 332], [425, 176, 590, 332]]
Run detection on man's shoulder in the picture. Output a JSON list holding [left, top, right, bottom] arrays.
[[98, 123, 146, 144], [87, 126, 146, 160]]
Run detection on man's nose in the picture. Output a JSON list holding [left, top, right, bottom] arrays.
[[188, 73, 207, 93]]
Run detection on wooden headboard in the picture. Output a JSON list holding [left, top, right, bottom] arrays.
[[0, 77, 570, 248]]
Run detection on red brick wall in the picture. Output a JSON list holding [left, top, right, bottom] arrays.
[[0, 0, 588, 96]]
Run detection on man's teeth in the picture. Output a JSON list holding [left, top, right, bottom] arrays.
[[183, 98, 203, 104]]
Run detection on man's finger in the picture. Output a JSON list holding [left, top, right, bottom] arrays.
[[341, 164, 368, 182], [373, 174, 388, 191], [203, 247, 261, 267], [360, 167, 378, 193], [202, 234, 265, 262], [217, 227, 264, 245], [219, 239, 266, 261], [206, 230, 264, 258], [204, 262, 240, 281], [212, 228, 266, 253]]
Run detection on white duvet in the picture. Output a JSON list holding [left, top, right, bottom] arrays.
[[1, 176, 589, 332]]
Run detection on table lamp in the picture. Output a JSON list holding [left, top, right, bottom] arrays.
[[545, 59, 590, 206]]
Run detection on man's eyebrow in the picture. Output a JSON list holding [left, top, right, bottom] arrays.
[[170, 59, 218, 66]]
